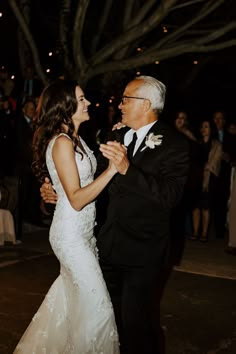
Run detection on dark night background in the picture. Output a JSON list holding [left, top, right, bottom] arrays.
[[1, 0, 236, 122]]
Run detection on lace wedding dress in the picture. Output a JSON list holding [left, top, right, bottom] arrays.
[[14, 134, 119, 354]]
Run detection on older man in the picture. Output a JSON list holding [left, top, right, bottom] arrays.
[[41, 76, 189, 354]]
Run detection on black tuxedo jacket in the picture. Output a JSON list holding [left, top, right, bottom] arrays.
[[97, 119, 189, 268]]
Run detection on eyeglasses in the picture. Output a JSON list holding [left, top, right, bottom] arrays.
[[121, 95, 147, 104]]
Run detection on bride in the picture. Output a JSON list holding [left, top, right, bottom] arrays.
[[14, 80, 119, 353]]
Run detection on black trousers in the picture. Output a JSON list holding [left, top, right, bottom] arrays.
[[101, 262, 166, 354]]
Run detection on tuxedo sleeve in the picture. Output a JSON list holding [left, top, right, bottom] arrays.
[[118, 138, 189, 209]]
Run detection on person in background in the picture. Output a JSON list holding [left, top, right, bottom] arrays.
[[225, 120, 236, 254], [174, 110, 197, 142], [15, 99, 42, 227], [0, 67, 15, 97], [191, 119, 222, 242], [212, 111, 231, 238], [226, 166, 236, 255], [172, 110, 198, 244], [0, 96, 16, 176], [21, 66, 43, 105]]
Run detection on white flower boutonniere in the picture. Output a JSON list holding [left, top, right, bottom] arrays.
[[141, 133, 163, 151]]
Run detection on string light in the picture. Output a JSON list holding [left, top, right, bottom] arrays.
[[193, 60, 198, 65], [48, 52, 53, 56], [136, 47, 143, 52], [155, 60, 160, 64], [95, 103, 100, 107], [162, 26, 168, 33], [0, 13, 3, 18], [136, 71, 141, 75], [46, 68, 51, 73], [11, 75, 15, 79]]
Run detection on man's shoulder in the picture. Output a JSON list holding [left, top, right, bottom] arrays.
[[152, 120, 190, 153], [154, 120, 184, 139]]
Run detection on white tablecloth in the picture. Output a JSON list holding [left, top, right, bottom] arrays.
[[0, 209, 16, 246]]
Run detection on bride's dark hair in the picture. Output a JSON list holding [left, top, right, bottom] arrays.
[[32, 79, 83, 183]]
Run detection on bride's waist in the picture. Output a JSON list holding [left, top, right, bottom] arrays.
[[55, 200, 96, 215]]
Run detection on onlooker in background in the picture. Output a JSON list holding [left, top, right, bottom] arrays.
[[226, 164, 236, 255], [0, 67, 15, 97], [15, 99, 42, 227], [212, 111, 231, 238], [174, 110, 197, 142], [21, 66, 43, 105], [171, 110, 197, 246], [191, 119, 222, 242], [225, 120, 236, 254], [226, 120, 236, 164], [0, 96, 16, 176]]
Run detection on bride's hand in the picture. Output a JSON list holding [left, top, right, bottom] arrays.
[[112, 122, 126, 131], [107, 159, 118, 175]]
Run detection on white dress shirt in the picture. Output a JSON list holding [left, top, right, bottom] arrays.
[[124, 121, 157, 156]]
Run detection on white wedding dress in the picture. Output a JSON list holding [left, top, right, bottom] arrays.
[[14, 134, 119, 354]]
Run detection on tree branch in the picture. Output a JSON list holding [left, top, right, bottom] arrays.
[[86, 39, 236, 79], [89, 0, 178, 66], [171, 0, 208, 11], [73, 0, 90, 74], [8, 0, 48, 85], [90, 0, 114, 54], [145, 0, 225, 53], [128, 0, 157, 28], [123, 0, 135, 28], [59, 0, 73, 74], [194, 21, 236, 45], [114, 0, 157, 60]]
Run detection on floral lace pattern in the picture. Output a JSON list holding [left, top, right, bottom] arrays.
[[14, 134, 119, 354]]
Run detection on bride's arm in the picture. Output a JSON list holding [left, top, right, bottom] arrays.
[[52, 135, 117, 211]]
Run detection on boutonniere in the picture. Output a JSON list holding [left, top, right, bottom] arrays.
[[141, 133, 163, 151]]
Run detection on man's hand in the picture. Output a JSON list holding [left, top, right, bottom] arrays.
[[40, 177, 58, 204], [99, 141, 129, 175]]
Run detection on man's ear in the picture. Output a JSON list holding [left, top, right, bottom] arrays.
[[143, 98, 151, 112]]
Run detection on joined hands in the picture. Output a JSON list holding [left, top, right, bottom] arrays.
[[100, 141, 129, 175]]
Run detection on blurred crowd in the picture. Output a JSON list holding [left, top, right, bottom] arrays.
[[173, 110, 236, 256], [0, 66, 43, 240]]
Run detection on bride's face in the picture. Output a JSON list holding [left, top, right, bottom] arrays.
[[72, 86, 91, 124]]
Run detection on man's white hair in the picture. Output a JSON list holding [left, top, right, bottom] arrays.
[[135, 75, 166, 113]]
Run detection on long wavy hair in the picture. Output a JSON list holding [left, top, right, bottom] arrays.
[[32, 79, 83, 183]]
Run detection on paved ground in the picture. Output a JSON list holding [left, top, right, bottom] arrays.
[[0, 224, 236, 353]]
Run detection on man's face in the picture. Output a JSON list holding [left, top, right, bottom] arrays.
[[228, 123, 236, 135], [200, 121, 210, 137], [213, 112, 225, 130], [175, 112, 187, 130], [23, 102, 36, 120], [118, 79, 146, 129]]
